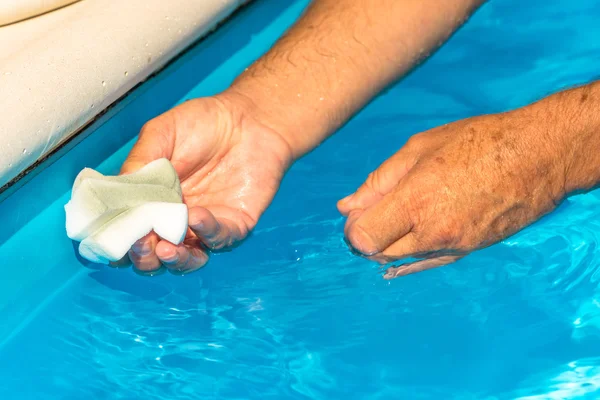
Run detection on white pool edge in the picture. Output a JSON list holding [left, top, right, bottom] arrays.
[[0, 0, 248, 189]]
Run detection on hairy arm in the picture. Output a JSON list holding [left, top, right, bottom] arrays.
[[225, 0, 485, 159], [337, 79, 600, 277], [550, 81, 600, 194], [118, 0, 486, 274]]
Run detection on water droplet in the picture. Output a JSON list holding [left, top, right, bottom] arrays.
[[22, 149, 27, 154], [297, 93, 301, 97], [319, 97, 325, 101], [155, 357, 161, 361], [165, 16, 170, 20], [40, 106, 45, 110], [178, 29, 182, 34], [147, 56, 152, 63], [90, 104, 94, 109], [8, 163, 12, 167], [145, 42, 149, 47], [102, 81, 106, 87], [124, 71, 129, 77]]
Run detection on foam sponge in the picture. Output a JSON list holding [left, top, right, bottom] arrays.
[[65, 158, 188, 264]]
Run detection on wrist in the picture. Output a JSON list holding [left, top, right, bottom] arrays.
[[219, 79, 337, 161], [214, 88, 299, 169]]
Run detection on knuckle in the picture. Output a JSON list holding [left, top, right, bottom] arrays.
[[404, 188, 426, 217], [366, 169, 386, 193]]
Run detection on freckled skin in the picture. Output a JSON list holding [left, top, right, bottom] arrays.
[[339, 83, 600, 277]]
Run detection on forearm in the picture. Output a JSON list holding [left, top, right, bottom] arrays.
[[542, 81, 600, 194], [223, 0, 484, 159]]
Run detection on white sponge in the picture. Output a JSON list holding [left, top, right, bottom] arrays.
[[65, 158, 188, 264]]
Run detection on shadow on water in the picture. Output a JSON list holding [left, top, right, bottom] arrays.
[[87, 270, 171, 300]]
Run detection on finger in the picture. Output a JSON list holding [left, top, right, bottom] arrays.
[[383, 255, 462, 279], [109, 254, 132, 268], [155, 239, 209, 275], [356, 233, 422, 264], [121, 117, 174, 175], [337, 146, 417, 215], [188, 207, 245, 250], [128, 232, 162, 274], [344, 184, 413, 256], [379, 233, 424, 261]]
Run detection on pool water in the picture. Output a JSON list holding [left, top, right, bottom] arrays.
[[1, 0, 600, 399]]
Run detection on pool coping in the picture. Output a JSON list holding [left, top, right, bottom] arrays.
[[0, 0, 248, 191], [0, 2, 250, 203]]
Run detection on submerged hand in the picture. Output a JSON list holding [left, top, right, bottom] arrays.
[[118, 94, 293, 274], [338, 109, 568, 278]]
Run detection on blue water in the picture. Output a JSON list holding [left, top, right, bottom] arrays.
[[1, 0, 600, 399]]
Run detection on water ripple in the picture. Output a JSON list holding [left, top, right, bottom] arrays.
[[2, 0, 600, 398]]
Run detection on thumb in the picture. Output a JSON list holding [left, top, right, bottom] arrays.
[[344, 182, 413, 256], [337, 146, 417, 215], [121, 117, 175, 175]]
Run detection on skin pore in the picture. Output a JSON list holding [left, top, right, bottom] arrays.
[[118, 0, 600, 277]]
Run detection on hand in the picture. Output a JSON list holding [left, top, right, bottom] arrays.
[[116, 94, 293, 275], [338, 109, 567, 278]]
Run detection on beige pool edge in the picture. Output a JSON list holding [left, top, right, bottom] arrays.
[[0, 0, 248, 189], [0, 0, 82, 26]]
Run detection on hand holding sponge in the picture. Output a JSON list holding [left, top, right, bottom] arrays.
[[65, 159, 188, 264]]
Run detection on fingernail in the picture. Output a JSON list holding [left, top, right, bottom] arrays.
[[188, 212, 204, 229], [346, 225, 379, 256], [190, 220, 204, 230], [132, 241, 153, 256], [161, 250, 179, 264], [343, 237, 378, 257]]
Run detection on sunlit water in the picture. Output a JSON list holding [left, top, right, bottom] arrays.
[[1, 0, 600, 399]]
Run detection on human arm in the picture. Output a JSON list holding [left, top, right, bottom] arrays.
[[227, 0, 486, 159], [120, 0, 485, 274], [339, 80, 600, 278]]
